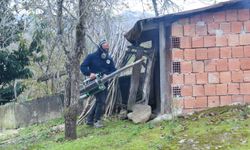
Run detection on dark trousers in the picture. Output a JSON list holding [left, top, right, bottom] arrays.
[[87, 90, 107, 123]]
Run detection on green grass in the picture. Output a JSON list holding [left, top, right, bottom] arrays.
[[1, 105, 250, 150]]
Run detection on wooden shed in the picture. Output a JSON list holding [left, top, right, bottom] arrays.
[[124, 0, 250, 114]]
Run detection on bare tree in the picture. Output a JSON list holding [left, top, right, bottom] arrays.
[[57, 0, 122, 140], [151, 0, 159, 16], [148, 0, 180, 16], [56, 0, 87, 140]]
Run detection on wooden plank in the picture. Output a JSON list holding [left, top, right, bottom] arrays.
[[127, 49, 143, 111], [159, 22, 172, 114], [127, 45, 152, 51], [153, 39, 161, 113], [141, 22, 158, 31], [142, 49, 155, 105], [165, 26, 172, 113]]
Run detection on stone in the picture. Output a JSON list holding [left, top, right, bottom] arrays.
[[127, 104, 152, 123], [118, 109, 128, 120], [149, 114, 173, 124]]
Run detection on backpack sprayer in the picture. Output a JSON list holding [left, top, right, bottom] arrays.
[[79, 58, 144, 100]]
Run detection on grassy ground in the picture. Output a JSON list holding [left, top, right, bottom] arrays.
[[0, 105, 250, 150]]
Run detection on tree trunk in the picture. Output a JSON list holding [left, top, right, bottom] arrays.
[[57, 0, 87, 140], [64, 59, 81, 140], [13, 80, 17, 100]]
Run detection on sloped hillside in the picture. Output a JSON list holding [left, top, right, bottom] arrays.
[[0, 105, 250, 150]]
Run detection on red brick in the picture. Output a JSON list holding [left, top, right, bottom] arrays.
[[201, 13, 214, 23], [226, 9, 238, 21], [208, 22, 219, 35], [244, 71, 250, 82], [172, 74, 183, 85], [193, 85, 205, 96], [193, 61, 204, 73], [238, 9, 250, 21], [208, 72, 220, 84], [207, 48, 220, 59], [220, 96, 232, 106], [243, 46, 250, 57], [228, 83, 240, 94], [220, 47, 231, 58], [192, 36, 204, 48], [228, 34, 239, 46], [205, 84, 216, 96], [184, 24, 195, 36], [184, 74, 196, 84], [172, 24, 183, 37], [190, 15, 201, 24], [216, 36, 228, 47], [205, 60, 216, 72], [184, 49, 195, 60], [232, 95, 244, 104], [240, 83, 250, 94], [239, 34, 250, 45], [196, 48, 207, 60], [231, 71, 244, 82], [180, 37, 192, 48], [232, 46, 244, 58], [231, 22, 243, 33], [220, 72, 231, 83], [241, 58, 250, 70], [195, 97, 208, 108], [196, 22, 207, 36], [196, 73, 208, 84], [204, 36, 216, 47], [208, 96, 220, 107], [244, 95, 250, 104], [181, 86, 193, 96], [244, 21, 250, 32], [216, 84, 228, 95], [184, 97, 195, 108], [220, 22, 231, 34], [181, 61, 192, 73], [228, 59, 241, 71], [217, 59, 228, 72], [172, 49, 183, 60], [214, 11, 226, 22]]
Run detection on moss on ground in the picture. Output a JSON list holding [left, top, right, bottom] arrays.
[[0, 105, 250, 150]]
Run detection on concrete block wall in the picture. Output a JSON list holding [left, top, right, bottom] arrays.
[[0, 95, 64, 129], [171, 8, 250, 113]]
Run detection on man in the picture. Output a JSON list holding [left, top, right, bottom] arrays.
[[80, 40, 116, 128]]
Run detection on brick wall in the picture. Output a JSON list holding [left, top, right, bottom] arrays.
[[171, 8, 250, 113]]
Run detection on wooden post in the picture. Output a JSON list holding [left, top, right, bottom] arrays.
[[142, 49, 155, 105], [127, 48, 143, 111], [159, 22, 172, 114]]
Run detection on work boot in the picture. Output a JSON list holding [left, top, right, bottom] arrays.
[[94, 120, 104, 128], [85, 120, 94, 127]]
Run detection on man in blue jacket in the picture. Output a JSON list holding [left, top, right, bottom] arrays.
[[80, 40, 116, 128]]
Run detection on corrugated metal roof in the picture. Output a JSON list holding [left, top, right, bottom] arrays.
[[125, 0, 250, 44]]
